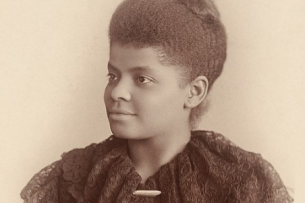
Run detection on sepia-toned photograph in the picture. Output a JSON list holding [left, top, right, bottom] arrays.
[[1, 0, 304, 202]]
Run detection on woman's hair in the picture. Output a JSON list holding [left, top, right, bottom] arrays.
[[109, 0, 227, 128]]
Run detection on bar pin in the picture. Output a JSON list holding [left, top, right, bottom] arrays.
[[132, 190, 161, 197]]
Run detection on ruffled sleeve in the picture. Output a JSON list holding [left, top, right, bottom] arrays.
[[238, 153, 294, 203], [191, 131, 293, 203], [20, 160, 63, 203], [20, 143, 98, 203]]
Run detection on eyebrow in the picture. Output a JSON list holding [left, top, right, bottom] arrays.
[[107, 62, 155, 73]]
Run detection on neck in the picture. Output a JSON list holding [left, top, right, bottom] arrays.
[[128, 127, 191, 183]]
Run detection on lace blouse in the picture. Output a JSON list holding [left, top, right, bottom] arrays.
[[21, 131, 293, 203]]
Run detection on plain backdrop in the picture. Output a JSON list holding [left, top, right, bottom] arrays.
[[1, 0, 304, 202]]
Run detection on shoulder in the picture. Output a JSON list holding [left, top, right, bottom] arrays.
[[191, 130, 272, 165], [190, 130, 293, 202], [191, 130, 260, 165], [20, 136, 123, 203]]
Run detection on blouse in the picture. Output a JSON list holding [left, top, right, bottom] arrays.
[[21, 131, 293, 203]]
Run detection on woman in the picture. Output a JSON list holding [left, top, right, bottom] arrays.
[[21, 0, 293, 202]]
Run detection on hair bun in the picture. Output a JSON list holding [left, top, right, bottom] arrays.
[[176, 0, 220, 21]]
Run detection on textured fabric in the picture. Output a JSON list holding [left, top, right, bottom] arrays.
[[21, 131, 293, 203]]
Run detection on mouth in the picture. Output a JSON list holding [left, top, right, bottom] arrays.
[[107, 109, 136, 120]]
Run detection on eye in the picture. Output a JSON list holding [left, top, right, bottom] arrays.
[[106, 73, 118, 81], [136, 76, 153, 84]]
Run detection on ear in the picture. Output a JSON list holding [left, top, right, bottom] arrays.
[[184, 76, 209, 109]]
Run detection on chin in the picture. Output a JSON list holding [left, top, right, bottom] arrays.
[[111, 128, 151, 141], [110, 126, 137, 140]]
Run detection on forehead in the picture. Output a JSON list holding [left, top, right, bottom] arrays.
[[109, 44, 162, 69]]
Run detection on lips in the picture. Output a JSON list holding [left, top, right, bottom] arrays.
[[108, 109, 135, 115], [107, 109, 136, 121]]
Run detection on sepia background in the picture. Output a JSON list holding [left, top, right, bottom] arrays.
[[1, 0, 304, 202]]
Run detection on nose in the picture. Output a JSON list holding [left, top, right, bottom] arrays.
[[109, 80, 131, 102]]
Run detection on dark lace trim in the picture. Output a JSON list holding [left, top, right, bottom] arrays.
[[21, 131, 293, 203]]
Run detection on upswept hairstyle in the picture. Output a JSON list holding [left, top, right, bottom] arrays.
[[109, 0, 227, 128]]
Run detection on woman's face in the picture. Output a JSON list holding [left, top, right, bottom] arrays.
[[104, 43, 190, 140]]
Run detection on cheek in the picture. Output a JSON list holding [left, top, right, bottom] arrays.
[[138, 91, 184, 116], [103, 85, 112, 104]]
